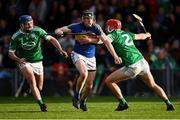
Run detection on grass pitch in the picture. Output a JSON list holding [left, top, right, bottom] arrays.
[[0, 96, 179, 119]]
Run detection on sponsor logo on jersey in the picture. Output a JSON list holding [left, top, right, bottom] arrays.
[[21, 33, 37, 50], [22, 42, 36, 50]]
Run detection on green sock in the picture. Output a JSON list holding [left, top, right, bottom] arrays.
[[164, 99, 172, 106], [118, 98, 127, 106], [37, 99, 44, 106]]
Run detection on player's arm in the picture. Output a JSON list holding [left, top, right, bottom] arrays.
[[135, 32, 151, 40], [100, 33, 122, 64], [86, 36, 103, 44], [9, 51, 26, 64], [55, 26, 71, 36], [46, 35, 68, 58], [8, 38, 26, 64], [78, 35, 103, 44], [96, 38, 103, 44]]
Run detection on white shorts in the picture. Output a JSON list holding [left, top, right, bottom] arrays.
[[121, 58, 150, 79], [71, 51, 96, 71], [19, 61, 43, 75]]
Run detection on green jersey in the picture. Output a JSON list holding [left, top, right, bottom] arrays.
[[108, 30, 143, 66], [9, 26, 47, 63]]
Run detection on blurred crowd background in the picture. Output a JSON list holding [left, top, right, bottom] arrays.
[[0, 0, 179, 96]]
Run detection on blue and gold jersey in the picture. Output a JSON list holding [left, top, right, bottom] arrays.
[[68, 23, 103, 58]]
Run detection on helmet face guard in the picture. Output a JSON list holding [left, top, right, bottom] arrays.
[[19, 15, 33, 32], [106, 19, 122, 33], [106, 26, 114, 33], [82, 10, 95, 26], [82, 10, 95, 18]]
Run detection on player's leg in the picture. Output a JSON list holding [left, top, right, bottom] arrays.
[[72, 59, 88, 109], [20, 65, 40, 99], [139, 59, 175, 111], [75, 59, 88, 95], [71, 51, 90, 109], [30, 61, 44, 91], [35, 73, 47, 112], [32, 61, 47, 111], [105, 68, 129, 111], [140, 71, 168, 99], [35, 73, 44, 91], [20, 64, 46, 112], [80, 71, 96, 111], [140, 71, 175, 111]]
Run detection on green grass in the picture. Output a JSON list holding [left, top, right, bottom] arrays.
[[0, 96, 179, 119]]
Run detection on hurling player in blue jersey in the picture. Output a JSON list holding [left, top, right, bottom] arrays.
[[55, 10, 121, 111]]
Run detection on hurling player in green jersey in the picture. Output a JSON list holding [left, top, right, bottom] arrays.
[[104, 19, 175, 111], [9, 15, 68, 112]]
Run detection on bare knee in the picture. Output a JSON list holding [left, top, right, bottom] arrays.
[[38, 86, 43, 91], [105, 79, 109, 85], [105, 77, 112, 86], [79, 72, 88, 80], [29, 82, 36, 89], [37, 80, 43, 91], [27, 78, 37, 89], [148, 82, 158, 90]]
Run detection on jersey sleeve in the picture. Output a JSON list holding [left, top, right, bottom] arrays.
[[39, 27, 47, 40], [67, 23, 78, 32], [34, 26, 47, 40], [9, 37, 17, 52], [107, 31, 117, 42], [126, 31, 135, 40], [94, 24, 103, 36]]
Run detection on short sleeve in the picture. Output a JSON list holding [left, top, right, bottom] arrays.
[[34, 26, 47, 40], [127, 32, 135, 40], [9, 37, 17, 52], [67, 23, 78, 32], [107, 32, 117, 42], [39, 27, 47, 40], [94, 24, 103, 36]]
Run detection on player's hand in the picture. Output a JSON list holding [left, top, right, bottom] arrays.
[[18, 58, 27, 65], [78, 36, 100, 44], [60, 50, 68, 58], [146, 32, 151, 39], [79, 36, 92, 44], [55, 29, 64, 36], [114, 56, 122, 64]]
